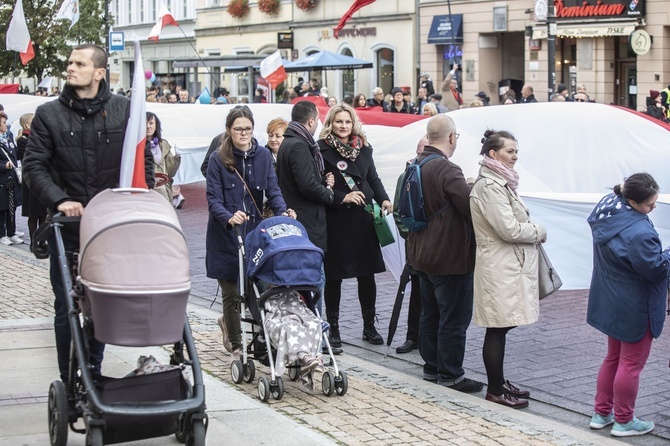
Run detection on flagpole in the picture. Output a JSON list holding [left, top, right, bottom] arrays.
[[176, 25, 220, 92], [104, 0, 110, 84]]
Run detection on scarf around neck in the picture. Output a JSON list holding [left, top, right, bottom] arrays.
[[481, 156, 519, 192], [288, 121, 324, 174], [325, 133, 363, 161]]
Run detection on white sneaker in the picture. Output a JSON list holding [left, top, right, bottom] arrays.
[[0, 236, 11, 246], [14, 231, 24, 237], [9, 235, 23, 245], [174, 194, 185, 209]]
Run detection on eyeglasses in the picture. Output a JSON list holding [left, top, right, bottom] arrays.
[[574, 98, 586, 102], [451, 132, 460, 140], [232, 127, 253, 135]]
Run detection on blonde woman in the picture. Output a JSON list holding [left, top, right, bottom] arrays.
[[317, 104, 392, 350], [422, 103, 438, 116], [266, 117, 288, 170]]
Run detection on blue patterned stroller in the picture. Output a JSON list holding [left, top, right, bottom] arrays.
[[231, 216, 348, 401]]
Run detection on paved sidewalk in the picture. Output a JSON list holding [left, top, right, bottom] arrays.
[[0, 226, 648, 445]]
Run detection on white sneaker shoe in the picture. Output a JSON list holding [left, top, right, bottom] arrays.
[[0, 236, 11, 246], [9, 235, 23, 245], [14, 231, 24, 237]]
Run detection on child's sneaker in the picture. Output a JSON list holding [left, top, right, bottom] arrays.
[[611, 417, 654, 437], [589, 412, 614, 429]]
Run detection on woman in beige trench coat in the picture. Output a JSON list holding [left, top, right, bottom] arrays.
[[470, 129, 547, 409]]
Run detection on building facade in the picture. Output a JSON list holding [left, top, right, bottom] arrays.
[[419, 0, 669, 110], [191, 0, 416, 102], [109, 0, 197, 94]]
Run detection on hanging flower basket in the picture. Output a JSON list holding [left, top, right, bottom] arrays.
[[296, 0, 316, 12], [227, 0, 249, 18], [258, 0, 280, 15]]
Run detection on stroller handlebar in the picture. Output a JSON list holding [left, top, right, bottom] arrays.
[[50, 212, 82, 224]]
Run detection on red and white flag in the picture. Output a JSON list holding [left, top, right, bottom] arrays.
[[334, 0, 376, 38], [148, 1, 179, 41], [6, 0, 35, 65], [259, 50, 286, 90], [119, 41, 148, 189]]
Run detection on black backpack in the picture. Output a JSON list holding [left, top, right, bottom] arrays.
[[397, 155, 450, 232]]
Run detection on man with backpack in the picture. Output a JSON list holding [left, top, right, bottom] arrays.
[[405, 114, 482, 393]]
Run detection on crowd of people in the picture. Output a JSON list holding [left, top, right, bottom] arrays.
[[2, 43, 668, 439]]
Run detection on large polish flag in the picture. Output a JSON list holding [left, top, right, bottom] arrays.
[[6, 0, 35, 65], [119, 41, 148, 189], [56, 0, 80, 29], [259, 50, 287, 90], [148, 2, 179, 41]]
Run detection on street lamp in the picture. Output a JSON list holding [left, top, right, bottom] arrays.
[[104, 0, 110, 84], [546, 4, 556, 100]]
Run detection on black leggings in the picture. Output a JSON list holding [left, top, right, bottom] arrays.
[[324, 274, 376, 316], [482, 326, 514, 396]]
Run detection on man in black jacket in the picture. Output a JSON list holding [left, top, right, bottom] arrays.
[[23, 44, 154, 384]]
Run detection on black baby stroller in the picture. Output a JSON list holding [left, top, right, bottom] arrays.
[[43, 189, 207, 446], [231, 216, 348, 401]]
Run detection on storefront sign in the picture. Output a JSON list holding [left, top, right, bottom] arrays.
[[277, 32, 293, 49], [553, 0, 645, 20], [317, 27, 376, 41], [428, 14, 464, 45], [532, 23, 636, 39], [629, 29, 651, 55]]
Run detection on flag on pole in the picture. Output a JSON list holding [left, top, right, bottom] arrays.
[[6, 0, 35, 65], [38, 76, 54, 89], [148, 1, 179, 41], [259, 50, 287, 90], [56, 0, 80, 29], [333, 0, 377, 38], [119, 41, 148, 189]]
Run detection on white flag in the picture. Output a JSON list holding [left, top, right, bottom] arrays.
[[119, 41, 148, 189], [56, 0, 80, 29], [38, 76, 53, 89], [6, 0, 35, 65]]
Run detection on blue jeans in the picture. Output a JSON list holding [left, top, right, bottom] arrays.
[[50, 235, 105, 383], [417, 271, 473, 384]]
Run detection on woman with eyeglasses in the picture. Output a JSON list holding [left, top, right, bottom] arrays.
[[205, 106, 295, 363], [317, 103, 392, 350], [470, 129, 547, 409]]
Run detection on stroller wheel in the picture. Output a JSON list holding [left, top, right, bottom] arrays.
[[335, 371, 348, 396], [48, 381, 68, 446], [322, 370, 335, 397], [230, 360, 244, 384], [85, 426, 103, 446], [186, 417, 207, 446], [287, 363, 300, 381], [243, 359, 256, 383], [258, 376, 270, 402], [271, 377, 284, 401]]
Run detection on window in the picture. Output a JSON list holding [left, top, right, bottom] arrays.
[[341, 48, 355, 99], [376, 48, 394, 96], [140, 0, 144, 22], [152, 0, 157, 21], [127, 0, 132, 23], [184, 0, 188, 18]]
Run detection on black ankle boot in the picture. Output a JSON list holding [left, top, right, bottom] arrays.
[[362, 312, 383, 345], [327, 312, 342, 348]]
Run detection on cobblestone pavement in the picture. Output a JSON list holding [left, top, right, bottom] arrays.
[[3, 181, 670, 445]]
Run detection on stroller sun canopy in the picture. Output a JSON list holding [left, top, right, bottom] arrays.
[[245, 216, 323, 286]]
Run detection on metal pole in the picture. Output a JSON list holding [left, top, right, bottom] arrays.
[[104, 0, 110, 85], [415, 0, 420, 92], [547, 4, 556, 101]]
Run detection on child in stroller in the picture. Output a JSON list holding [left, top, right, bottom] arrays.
[[235, 216, 348, 400], [263, 288, 325, 390]]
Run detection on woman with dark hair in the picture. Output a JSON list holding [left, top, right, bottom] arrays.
[[317, 103, 392, 350], [470, 129, 547, 409], [205, 105, 294, 363], [587, 173, 669, 437], [0, 112, 22, 246], [146, 111, 181, 203], [353, 94, 368, 109]]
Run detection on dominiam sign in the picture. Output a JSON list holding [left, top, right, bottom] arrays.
[[553, 0, 645, 19]]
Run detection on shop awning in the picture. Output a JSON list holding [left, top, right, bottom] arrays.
[[532, 22, 636, 39], [427, 14, 463, 45]]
